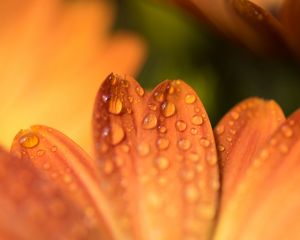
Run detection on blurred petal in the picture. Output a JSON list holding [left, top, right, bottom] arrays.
[[93, 74, 220, 240], [0, 146, 105, 239], [280, 0, 300, 56], [214, 110, 300, 240], [214, 98, 285, 203], [171, 0, 288, 54], [0, 0, 146, 154], [10, 126, 123, 240]]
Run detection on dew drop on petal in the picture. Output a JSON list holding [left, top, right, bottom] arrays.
[[135, 86, 145, 97], [104, 160, 114, 174], [200, 138, 210, 147], [157, 138, 170, 150], [215, 125, 225, 135], [137, 142, 150, 157], [143, 114, 158, 129], [155, 156, 170, 170], [218, 145, 225, 152], [111, 123, 125, 145], [158, 125, 167, 134], [37, 149, 45, 157], [185, 185, 199, 203], [281, 125, 293, 138], [148, 104, 157, 111], [154, 91, 164, 103], [108, 96, 123, 115], [191, 115, 203, 126], [190, 128, 198, 135], [161, 101, 176, 117], [185, 94, 196, 104], [176, 120, 187, 132], [231, 111, 240, 120], [178, 139, 191, 151], [19, 132, 39, 148]]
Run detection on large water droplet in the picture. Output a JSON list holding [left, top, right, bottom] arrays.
[[191, 115, 203, 126], [185, 94, 196, 104], [19, 132, 39, 148], [111, 123, 125, 145], [176, 120, 187, 132], [155, 156, 170, 170], [178, 139, 191, 151], [137, 142, 150, 157], [142, 114, 158, 129], [157, 138, 170, 150], [161, 101, 176, 117], [108, 96, 123, 115]]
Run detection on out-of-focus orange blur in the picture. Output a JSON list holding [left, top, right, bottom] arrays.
[[0, 0, 146, 154]]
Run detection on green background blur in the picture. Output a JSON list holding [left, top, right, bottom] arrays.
[[115, 0, 300, 124]]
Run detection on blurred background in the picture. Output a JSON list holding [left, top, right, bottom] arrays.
[[115, 0, 300, 124]]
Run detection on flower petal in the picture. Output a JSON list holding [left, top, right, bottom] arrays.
[[214, 98, 285, 205], [93, 74, 219, 240], [214, 110, 300, 239], [0, 0, 145, 154], [10, 125, 122, 240], [171, 0, 288, 54], [0, 146, 106, 239], [280, 0, 300, 56]]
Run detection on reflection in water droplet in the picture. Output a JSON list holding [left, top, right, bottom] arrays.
[[157, 138, 170, 150], [19, 132, 39, 148], [137, 143, 150, 157], [161, 101, 176, 117], [108, 96, 123, 115], [143, 114, 158, 129], [176, 120, 187, 132], [191, 115, 203, 126], [136, 86, 145, 96], [156, 156, 170, 170], [178, 139, 191, 151], [185, 94, 196, 104], [111, 123, 125, 145]]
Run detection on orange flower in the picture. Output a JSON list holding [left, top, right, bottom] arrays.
[[169, 0, 300, 56], [0, 0, 146, 154], [1, 73, 300, 239]]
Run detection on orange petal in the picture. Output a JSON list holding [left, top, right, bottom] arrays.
[[280, 0, 300, 56], [171, 0, 288, 54], [0, 0, 145, 154], [0, 146, 106, 239], [10, 125, 122, 240], [214, 98, 285, 204], [93, 73, 219, 240], [214, 110, 300, 240]]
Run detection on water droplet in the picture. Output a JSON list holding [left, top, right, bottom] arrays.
[[182, 169, 195, 181], [148, 104, 157, 111], [37, 149, 45, 157], [19, 132, 39, 148], [200, 138, 210, 147], [167, 85, 175, 94], [185, 185, 198, 203], [111, 123, 125, 145], [142, 114, 158, 129], [115, 156, 124, 167], [231, 111, 240, 120], [218, 145, 225, 152], [157, 138, 170, 150], [135, 86, 145, 96], [185, 94, 196, 104], [121, 144, 130, 153], [104, 160, 114, 174], [154, 91, 164, 102], [191, 115, 203, 126], [178, 139, 191, 151], [158, 125, 167, 134], [176, 120, 187, 132], [161, 101, 176, 117], [215, 125, 225, 135], [155, 156, 170, 170], [282, 125, 293, 138], [137, 143, 150, 157], [188, 153, 200, 162], [279, 143, 289, 154], [190, 128, 198, 135], [108, 96, 123, 115], [226, 137, 232, 143]]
